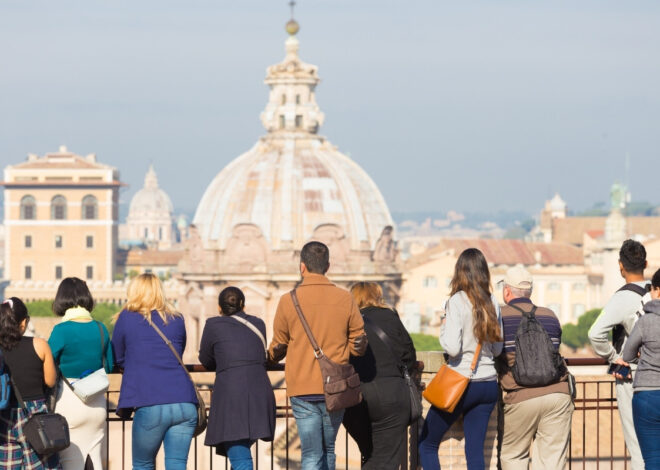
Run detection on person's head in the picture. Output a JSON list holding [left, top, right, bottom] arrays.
[[450, 248, 501, 343], [502, 266, 533, 304], [52, 277, 94, 316], [218, 287, 245, 316], [0, 297, 29, 350], [300, 241, 330, 275], [350, 282, 387, 309], [651, 268, 660, 300], [125, 273, 177, 323], [619, 239, 647, 278]]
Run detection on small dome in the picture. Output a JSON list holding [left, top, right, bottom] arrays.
[[128, 165, 174, 219], [549, 193, 566, 211]]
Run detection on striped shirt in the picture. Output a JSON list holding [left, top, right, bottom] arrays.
[[498, 298, 570, 405]]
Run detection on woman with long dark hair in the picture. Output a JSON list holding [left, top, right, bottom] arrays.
[[419, 248, 503, 470], [343, 282, 417, 469], [48, 277, 113, 470], [198, 287, 276, 470], [0, 297, 60, 469]]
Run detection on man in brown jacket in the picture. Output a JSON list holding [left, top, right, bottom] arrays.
[[268, 241, 367, 470], [497, 266, 574, 470]]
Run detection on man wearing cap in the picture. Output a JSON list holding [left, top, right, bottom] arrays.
[[496, 266, 574, 470]]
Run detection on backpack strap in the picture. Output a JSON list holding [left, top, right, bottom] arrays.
[[618, 283, 651, 297], [508, 304, 538, 318]]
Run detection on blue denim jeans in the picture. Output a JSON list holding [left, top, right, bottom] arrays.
[[225, 439, 254, 470], [419, 381, 498, 470], [290, 397, 344, 470], [132, 402, 197, 470], [633, 390, 660, 470]]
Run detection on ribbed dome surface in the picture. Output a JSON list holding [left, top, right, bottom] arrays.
[[193, 137, 393, 251]]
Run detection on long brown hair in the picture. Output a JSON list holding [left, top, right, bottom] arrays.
[[450, 248, 501, 343]]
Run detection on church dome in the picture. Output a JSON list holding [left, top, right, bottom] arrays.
[[128, 165, 174, 219], [193, 33, 393, 252]]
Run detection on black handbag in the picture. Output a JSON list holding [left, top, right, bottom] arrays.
[[362, 316, 422, 424], [12, 378, 70, 456]]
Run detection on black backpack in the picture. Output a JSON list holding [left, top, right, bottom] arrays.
[[511, 305, 566, 387], [611, 283, 651, 353]]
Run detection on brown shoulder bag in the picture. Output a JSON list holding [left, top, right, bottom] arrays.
[[422, 343, 482, 413], [290, 289, 362, 412]]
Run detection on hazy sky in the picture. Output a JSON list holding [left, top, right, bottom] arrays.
[[1, 1, 659, 217]]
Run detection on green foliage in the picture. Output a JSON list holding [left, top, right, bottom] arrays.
[[562, 308, 602, 349], [410, 333, 442, 352], [24, 301, 121, 336]]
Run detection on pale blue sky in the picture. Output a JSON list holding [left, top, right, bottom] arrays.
[[1, 1, 659, 216]]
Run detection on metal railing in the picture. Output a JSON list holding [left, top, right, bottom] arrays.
[[101, 359, 630, 470]]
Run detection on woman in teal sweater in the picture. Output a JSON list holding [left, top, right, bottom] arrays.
[[48, 278, 113, 470]]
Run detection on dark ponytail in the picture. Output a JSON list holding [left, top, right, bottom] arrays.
[[218, 287, 245, 316], [0, 297, 29, 350]]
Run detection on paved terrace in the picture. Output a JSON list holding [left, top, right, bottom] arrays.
[[98, 356, 631, 470]]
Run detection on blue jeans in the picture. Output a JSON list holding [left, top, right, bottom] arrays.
[[419, 380, 498, 470], [633, 390, 660, 470], [290, 397, 344, 470], [132, 402, 197, 470], [225, 439, 254, 470]]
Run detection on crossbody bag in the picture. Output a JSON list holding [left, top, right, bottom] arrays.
[[61, 321, 109, 403], [227, 315, 267, 358], [362, 316, 422, 423], [290, 289, 362, 412], [149, 321, 208, 437]]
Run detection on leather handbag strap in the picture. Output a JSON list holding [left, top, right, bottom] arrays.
[[227, 315, 267, 357], [290, 289, 324, 358], [149, 320, 197, 389], [469, 343, 482, 377]]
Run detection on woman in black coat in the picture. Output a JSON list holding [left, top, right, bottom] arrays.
[[343, 282, 418, 469], [198, 287, 276, 470]]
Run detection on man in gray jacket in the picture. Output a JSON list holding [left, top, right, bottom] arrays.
[[588, 239, 648, 470]]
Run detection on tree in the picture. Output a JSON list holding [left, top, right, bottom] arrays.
[[562, 308, 602, 349]]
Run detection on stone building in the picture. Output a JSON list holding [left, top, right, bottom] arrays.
[[176, 21, 400, 359], [1, 146, 122, 301], [121, 164, 175, 249]]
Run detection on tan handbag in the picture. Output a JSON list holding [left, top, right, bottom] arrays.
[[422, 343, 482, 413]]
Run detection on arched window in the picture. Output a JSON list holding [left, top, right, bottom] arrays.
[[20, 195, 36, 220], [81, 195, 98, 220], [51, 195, 67, 220]]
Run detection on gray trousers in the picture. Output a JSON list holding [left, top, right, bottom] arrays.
[[617, 379, 644, 470]]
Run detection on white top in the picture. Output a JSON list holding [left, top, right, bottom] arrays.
[[440, 291, 503, 381]]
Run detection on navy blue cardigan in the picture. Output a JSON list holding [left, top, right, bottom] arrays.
[[112, 310, 197, 411]]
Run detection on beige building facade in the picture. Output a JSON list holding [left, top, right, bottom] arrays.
[[2, 146, 122, 301]]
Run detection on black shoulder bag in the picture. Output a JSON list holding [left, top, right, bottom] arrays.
[[11, 378, 70, 456], [362, 316, 422, 423]]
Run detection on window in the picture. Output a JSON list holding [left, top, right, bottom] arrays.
[[24, 235, 32, 248], [158, 227, 163, 240], [279, 115, 285, 129], [281, 94, 286, 105], [20, 195, 36, 220], [55, 266, 63, 280], [144, 228, 148, 238], [572, 282, 586, 291], [422, 276, 438, 289], [572, 303, 586, 319], [81, 195, 98, 220], [55, 235, 63, 249], [548, 282, 561, 291], [86, 236, 94, 248], [295, 94, 301, 104], [295, 115, 303, 128], [24, 266, 32, 280], [51, 195, 67, 220], [86, 266, 93, 280]]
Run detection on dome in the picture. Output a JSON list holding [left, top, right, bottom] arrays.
[[128, 165, 174, 219], [193, 34, 393, 252]]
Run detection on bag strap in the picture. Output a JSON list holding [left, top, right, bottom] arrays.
[[618, 283, 650, 297], [290, 289, 324, 358], [469, 343, 482, 378], [509, 304, 538, 318], [362, 316, 409, 377], [96, 321, 107, 372], [9, 376, 27, 411], [227, 315, 267, 357], [148, 320, 197, 390]]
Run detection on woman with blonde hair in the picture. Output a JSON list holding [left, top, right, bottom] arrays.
[[342, 282, 417, 469], [419, 248, 503, 470], [111, 273, 198, 470]]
